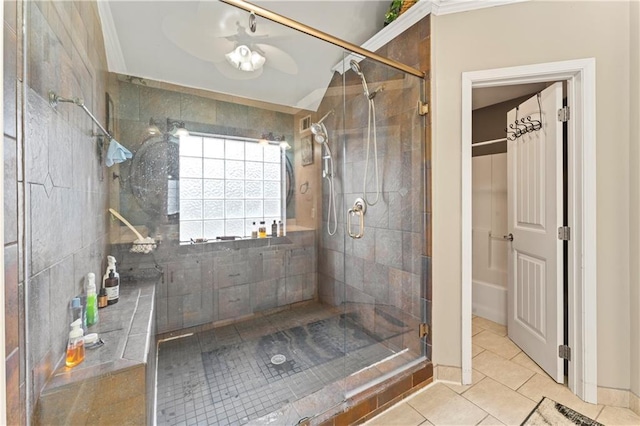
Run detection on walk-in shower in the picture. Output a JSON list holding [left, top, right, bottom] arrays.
[[22, 0, 430, 424]]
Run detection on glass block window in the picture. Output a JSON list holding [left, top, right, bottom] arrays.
[[178, 135, 284, 240]]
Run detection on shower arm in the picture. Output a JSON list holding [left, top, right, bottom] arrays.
[[48, 91, 113, 140]]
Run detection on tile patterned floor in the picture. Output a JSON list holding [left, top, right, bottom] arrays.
[[366, 316, 640, 426], [156, 303, 400, 425]]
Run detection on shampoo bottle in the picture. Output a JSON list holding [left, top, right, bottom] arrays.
[[271, 220, 277, 237], [105, 270, 119, 305], [65, 319, 85, 367], [85, 273, 98, 326], [258, 221, 267, 238]]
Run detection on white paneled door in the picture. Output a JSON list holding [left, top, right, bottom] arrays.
[[507, 82, 564, 383]]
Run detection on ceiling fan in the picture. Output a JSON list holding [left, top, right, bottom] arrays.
[[161, 1, 299, 80]]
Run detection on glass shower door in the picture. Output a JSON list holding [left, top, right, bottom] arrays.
[[339, 53, 427, 396]]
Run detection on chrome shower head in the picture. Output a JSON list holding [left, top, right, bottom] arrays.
[[310, 122, 327, 144], [310, 110, 334, 144]]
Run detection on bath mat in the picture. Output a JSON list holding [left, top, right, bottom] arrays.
[[521, 397, 603, 426]]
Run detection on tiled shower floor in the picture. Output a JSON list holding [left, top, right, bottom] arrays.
[[156, 303, 400, 425]]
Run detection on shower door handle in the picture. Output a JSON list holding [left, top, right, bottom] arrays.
[[347, 198, 366, 239]]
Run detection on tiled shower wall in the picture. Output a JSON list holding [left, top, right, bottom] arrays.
[[316, 17, 432, 358], [4, 1, 110, 422], [4, 2, 22, 423], [110, 78, 300, 231], [109, 79, 318, 331]]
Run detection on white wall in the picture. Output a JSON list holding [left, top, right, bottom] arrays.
[[472, 153, 507, 288], [432, 0, 633, 390], [472, 153, 508, 324], [629, 0, 640, 399]]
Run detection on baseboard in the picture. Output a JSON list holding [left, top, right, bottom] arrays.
[[597, 386, 640, 416], [434, 365, 462, 383], [597, 386, 630, 408], [631, 391, 640, 416], [472, 280, 507, 325]]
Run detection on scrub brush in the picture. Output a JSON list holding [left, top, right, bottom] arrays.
[[108, 208, 157, 254]]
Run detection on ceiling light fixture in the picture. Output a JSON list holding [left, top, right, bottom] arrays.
[[225, 45, 266, 72]]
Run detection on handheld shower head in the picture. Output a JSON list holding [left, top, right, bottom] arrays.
[[310, 122, 328, 144], [349, 59, 370, 98], [310, 110, 334, 144]]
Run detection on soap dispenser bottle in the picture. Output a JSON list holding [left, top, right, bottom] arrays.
[[65, 319, 85, 368], [102, 256, 120, 289], [104, 270, 119, 305], [85, 273, 98, 326]]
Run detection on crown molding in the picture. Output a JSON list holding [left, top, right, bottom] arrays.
[[97, 1, 127, 73], [431, 0, 528, 16]]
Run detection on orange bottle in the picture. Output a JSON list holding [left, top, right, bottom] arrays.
[[65, 319, 85, 368]]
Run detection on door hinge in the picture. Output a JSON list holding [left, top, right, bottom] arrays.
[[558, 106, 570, 122], [558, 345, 571, 361], [557, 226, 571, 241], [417, 101, 429, 116], [419, 323, 430, 339]]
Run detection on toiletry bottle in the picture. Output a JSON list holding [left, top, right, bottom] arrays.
[[85, 273, 98, 326], [104, 270, 119, 305], [65, 319, 85, 368], [98, 287, 108, 308], [258, 221, 267, 238], [102, 256, 120, 289], [251, 222, 258, 238], [271, 220, 277, 237], [70, 297, 87, 335], [278, 220, 283, 237]]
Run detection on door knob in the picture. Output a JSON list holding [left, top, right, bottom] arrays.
[[504, 233, 514, 241]]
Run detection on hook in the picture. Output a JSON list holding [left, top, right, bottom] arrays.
[[520, 117, 535, 133], [514, 117, 529, 137], [505, 127, 517, 141], [526, 115, 542, 131], [509, 122, 523, 139]]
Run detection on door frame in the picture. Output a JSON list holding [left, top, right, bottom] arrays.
[[461, 58, 597, 403]]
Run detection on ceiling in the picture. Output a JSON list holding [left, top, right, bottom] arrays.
[[99, 1, 391, 112]]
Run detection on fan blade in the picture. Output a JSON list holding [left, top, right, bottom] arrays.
[[162, 10, 232, 62], [255, 44, 299, 75]]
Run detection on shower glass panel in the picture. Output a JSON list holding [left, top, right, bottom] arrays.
[[338, 53, 426, 397]]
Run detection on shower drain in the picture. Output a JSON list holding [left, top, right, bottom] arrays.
[[270, 354, 286, 365]]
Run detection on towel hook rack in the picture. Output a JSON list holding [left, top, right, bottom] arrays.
[[49, 90, 132, 166], [49, 91, 113, 140]]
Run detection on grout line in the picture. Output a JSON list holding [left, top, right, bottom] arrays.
[[593, 404, 606, 421]]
